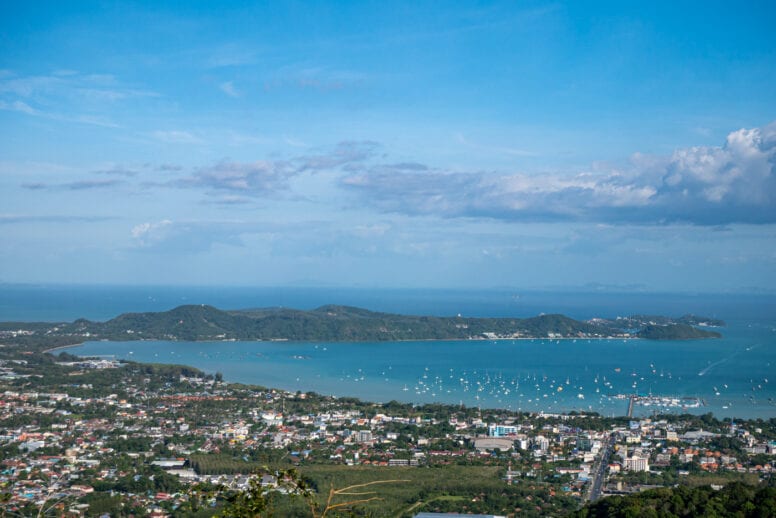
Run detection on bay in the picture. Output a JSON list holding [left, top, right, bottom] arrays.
[[68, 318, 776, 419]]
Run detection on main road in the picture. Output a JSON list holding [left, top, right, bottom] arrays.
[[587, 433, 614, 502]]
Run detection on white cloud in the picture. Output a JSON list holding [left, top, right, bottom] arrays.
[[0, 70, 156, 128], [0, 100, 40, 115], [0, 70, 156, 103], [342, 122, 776, 225], [0, 97, 119, 128], [131, 220, 173, 246]]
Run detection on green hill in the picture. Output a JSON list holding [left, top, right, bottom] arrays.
[[29, 305, 723, 342], [636, 323, 721, 340]]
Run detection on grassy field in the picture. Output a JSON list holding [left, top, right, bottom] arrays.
[[283, 465, 577, 517]]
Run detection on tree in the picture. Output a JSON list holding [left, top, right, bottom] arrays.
[[217, 470, 408, 518]]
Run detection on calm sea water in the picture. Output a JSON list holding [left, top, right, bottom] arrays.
[[3, 285, 775, 418], [2, 284, 775, 321]]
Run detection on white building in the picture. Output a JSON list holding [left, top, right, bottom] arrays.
[[488, 424, 518, 437], [624, 456, 649, 472]]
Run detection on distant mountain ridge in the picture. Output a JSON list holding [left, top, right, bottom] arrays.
[[0, 305, 722, 342]]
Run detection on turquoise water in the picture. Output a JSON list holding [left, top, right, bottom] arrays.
[[5, 285, 774, 418], [69, 318, 776, 419]]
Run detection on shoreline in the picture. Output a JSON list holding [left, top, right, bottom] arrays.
[[43, 342, 85, 354], [50, 334, 645, 351], [44, 335, 647, 357], [48, 332, 731, 360]]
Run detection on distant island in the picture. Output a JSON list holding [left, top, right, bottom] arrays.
[[0, 305, 722, 344]]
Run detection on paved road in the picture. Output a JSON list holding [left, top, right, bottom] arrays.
[[588, 434, 614, 502]]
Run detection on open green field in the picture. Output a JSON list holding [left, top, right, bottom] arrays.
[[265, 465, 579, 517]]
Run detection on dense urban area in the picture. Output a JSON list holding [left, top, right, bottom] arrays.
[[1, 325, 774, 517]]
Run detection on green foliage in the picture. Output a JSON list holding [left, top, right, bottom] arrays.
[[106, 435, 154, 453], [297, 465, 577, 517], [80, 493, 125, 516], [636, 324, 721, 340], [573, 482, 774, 518], [190, 453, 286, 476], [624, 315, 726, 327], [216, 469, 313, 518], [6, 304, 722, 343], [105, 466, 183, 494]]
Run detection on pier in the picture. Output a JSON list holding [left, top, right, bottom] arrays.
[[625, 394, 705, 417]]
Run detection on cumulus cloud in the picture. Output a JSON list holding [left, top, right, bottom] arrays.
[[131, 219, 174, 246], [647, 124, 776, 224], [342, 122, 776, 225]]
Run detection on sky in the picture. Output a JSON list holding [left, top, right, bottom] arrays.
[[1, 1, 775, 292]]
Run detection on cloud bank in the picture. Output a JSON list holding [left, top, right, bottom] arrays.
[[15, 125, 776, 228], [342, 123, 776, 225]]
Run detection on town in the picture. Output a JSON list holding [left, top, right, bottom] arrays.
[[1, 344, 774, 517]]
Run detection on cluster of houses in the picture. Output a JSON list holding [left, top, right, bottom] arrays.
[[2, 369, 775, 516]]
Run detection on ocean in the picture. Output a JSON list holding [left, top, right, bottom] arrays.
[[3, 284, 776, 419]]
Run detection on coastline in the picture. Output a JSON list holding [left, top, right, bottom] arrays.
[[43, 342, 86, 354], [45, 334, 649, 361], [52, 334, 646, 350]]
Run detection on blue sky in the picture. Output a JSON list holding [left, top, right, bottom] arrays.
[[1, 1, 775, 291]]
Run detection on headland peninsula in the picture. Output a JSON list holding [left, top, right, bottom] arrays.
[[0, 304, 723, 347]]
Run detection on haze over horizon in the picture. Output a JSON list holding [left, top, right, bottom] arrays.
[[1, 1, 775, 292]]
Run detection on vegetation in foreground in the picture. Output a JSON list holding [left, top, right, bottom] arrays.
[[572, 482, 776, 517]]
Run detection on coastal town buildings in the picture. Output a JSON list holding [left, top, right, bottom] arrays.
[[1, 352, 774, 516]]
